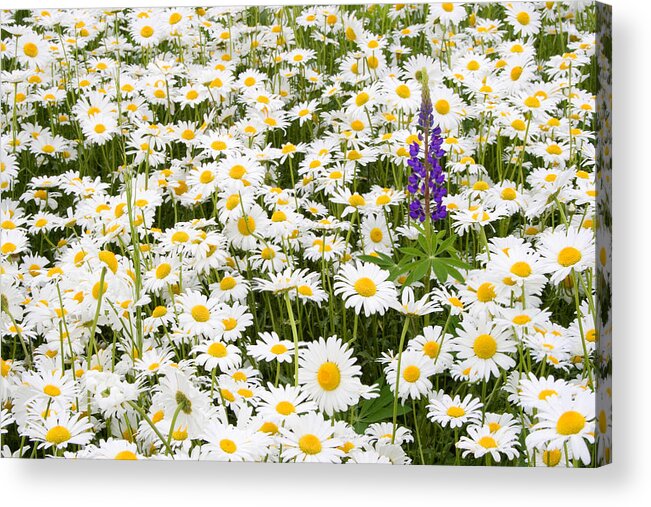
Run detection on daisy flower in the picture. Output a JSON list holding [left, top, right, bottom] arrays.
[[538, 227, 595, 284], [384, 350, 436, 401], [456, 425, 520, 462], [247, 331, 295, 364], [27, 412, 94, 450], [526, 389, 595, 465], [257, 384, 317, 421], [201, 422, 269, 462], [427, 393, 483, 429], [176, 290, 222, 337], [453, 315, 517, 381], [334, 262, 398, 317], [193, 339, 241, 372], [408, 325, 454, 373], [279, 412, 344, 463], [298, 335, 373, 416]]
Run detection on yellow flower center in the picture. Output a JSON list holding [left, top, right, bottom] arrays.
[[538, 389, 557, 400], [501, 187, 517, 200], [219, 277, 237, 291], [297, 285, 313, 296], [152, 306, 167, 318], [542, 449, 562, 467], [46, 426, 72, 444], [423, 341, 440, 358], [355, 92, 369, 107], [435, 99, 450, 115], [219, 438, 237, 453], [115, 450, 138, 460], [206, 342, 226, 358], [218, 315, 237, 331], [99, 250, 118, 274], [557, 247, 581, 267], [510, 66, 523, 81], [271, 343, 288, 355], [351, 119, 365, 131], [229, 164, 246, 179], [516, 11, 531, 25], [44, 384, 61, 397], [271, 210, 287, 222], [237, 216, 256, 236], [395, 84, 411, 99], [512, 315, 531, 325], [556, 410, 586, 435], [140, 26, 154, 38], [510, 261, 531, 278], [276, 401, 295, 416], [512, 119, 526, 131], [259, 421, 279, 434], [476, 282, 496, 302], [546, 144, 562, 155], [317, 361, 341, 391], [524, 96, 540, 108], [298, 434, 322, 455], [171, 231, 189, 243], [370, 227, 383, 243], [467, 60, 480, 71], [172, 428, 188, 441], [447, 406, 465, 418], [191, 304, 210, 322], [24, 42, 39, 57], [479, 436, 497, 448], [473, 334, 497, 359], [403, 365, 421, 383], [1, 243, 16, 254], [354, 277, 377, 297], [155, 263, 171, 279], [586, 329, 596, 343], [225, 194, 240, 210]]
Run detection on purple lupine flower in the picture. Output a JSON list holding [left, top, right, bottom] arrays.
[[406, 71, 447, 223]]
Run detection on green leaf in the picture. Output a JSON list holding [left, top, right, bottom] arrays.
[[405, 259, 430, 286], [399, 246, 425, 258], [358, 254, 392, 268], [355, 385, 412, 430], [416, 232, 430, 254], [438, 258, 472, 274], [445, 265, 465, 283], [436, 235, 457, 254], [432, 260, 448, 283]]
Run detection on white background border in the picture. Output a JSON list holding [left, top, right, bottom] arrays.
[[1, 1, 648, 504]]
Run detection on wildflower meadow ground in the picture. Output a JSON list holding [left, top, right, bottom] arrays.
[[0, 2, 612, 466]]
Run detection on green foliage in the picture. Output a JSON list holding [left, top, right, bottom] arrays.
[[360, 226, 472, 287]]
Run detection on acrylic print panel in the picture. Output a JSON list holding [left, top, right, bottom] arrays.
[[0, 2, 612, 467]]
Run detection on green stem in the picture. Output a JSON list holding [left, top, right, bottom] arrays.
[[284, 292, 300, 387], [391, 316, 410, 444]]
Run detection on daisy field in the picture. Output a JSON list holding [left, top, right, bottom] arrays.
[[0, 2, 612, 466]]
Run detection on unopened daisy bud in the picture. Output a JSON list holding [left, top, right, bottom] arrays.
[[175, 391, 193, 414]]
